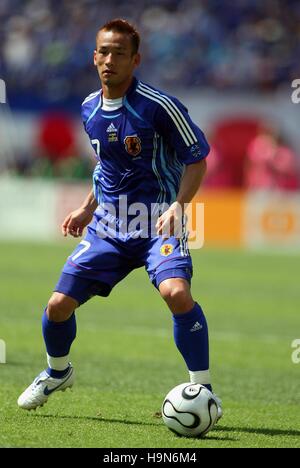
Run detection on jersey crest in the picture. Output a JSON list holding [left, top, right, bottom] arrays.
[[124, 135, 141, 157], [160, 244, 174, 256]]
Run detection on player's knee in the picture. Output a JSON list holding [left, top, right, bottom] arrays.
[[47, 293, 78, 322], [159, 279, 191, 304]]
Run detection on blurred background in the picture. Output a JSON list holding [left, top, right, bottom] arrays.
[[1, 0, 300, 249], [1, 2, 300, 448]]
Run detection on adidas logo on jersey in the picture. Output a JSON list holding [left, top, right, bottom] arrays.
[[106, 122, 118, 133], [190, 321, 203, 332], [107, 122, 118, 142]]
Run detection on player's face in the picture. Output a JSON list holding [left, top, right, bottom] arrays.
[[94, 30, 140, 89]]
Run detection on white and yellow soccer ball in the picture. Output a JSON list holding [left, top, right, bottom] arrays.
[[162, 383, 219, 437]]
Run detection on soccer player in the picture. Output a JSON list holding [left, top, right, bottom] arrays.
[[18, 19, 222, 418]]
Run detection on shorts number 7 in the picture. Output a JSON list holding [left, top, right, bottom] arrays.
[[71, 240, 91, 261]]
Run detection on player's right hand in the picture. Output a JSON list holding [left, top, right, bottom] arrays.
[[61, 208, 94, 238]]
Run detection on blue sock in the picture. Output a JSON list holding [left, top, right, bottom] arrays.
[[42, 308, 76, 377], [47, 367, 70, 378], [173, 302, 210, 385]]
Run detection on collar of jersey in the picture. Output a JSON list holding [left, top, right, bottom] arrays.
[[99, 76, 138, 115]]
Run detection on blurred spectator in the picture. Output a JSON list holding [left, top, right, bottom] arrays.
[[1, 0, 300, 184], [204, 120, 300, 191], [244, 130, 276, 189], [274, 141, 300, 190], [0, 0, 300, 110], [245, 130, 300, 191]]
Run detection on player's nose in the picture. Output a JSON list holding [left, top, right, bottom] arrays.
[[105, 53, 114, 65]]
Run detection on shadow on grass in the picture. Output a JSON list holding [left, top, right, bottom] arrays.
[[30, 414, 235, 441], [215, 425, 300, 438], [31, 413, 161, 428], [30, 414, 300, 440]]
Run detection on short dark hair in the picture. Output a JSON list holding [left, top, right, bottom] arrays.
[[96, 19, 140, 54]]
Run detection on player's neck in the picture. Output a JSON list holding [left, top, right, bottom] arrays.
[[101, 76, 133, 99]]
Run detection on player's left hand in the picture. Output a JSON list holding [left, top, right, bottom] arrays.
[[61, 207, 94, 238], [156, 201, 184, 239]]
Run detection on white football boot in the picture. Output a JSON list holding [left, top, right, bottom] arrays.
[[17, 364, 74, 410]]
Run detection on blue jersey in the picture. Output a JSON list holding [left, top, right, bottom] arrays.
[[56, 78, 205, 297], [81, 77, 210, 213]]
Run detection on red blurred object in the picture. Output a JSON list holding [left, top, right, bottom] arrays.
[[245, 132, 300, 191], [210, 117, 263, 187], [204, 145, 233, 188], [273, 145, 299, 190], [37, 112, 75, 162], [244, 132, 276, 189]]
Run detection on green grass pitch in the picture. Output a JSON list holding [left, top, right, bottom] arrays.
[[0, 241, 299, 448]]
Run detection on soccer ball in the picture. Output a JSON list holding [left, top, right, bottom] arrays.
[[162, 383, 219, 437]]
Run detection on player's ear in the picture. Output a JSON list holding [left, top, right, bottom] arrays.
[[93, 50, 97, 66], [134, 53, 141, 67]]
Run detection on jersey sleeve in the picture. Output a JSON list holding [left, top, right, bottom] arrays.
[[81, 102, 89, 134], [153, 96, 210, 165], [81, 91, 101, 134]]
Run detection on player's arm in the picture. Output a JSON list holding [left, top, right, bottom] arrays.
[[156, 159, 207, 237], [62, 189, 98, 238], [175, 158, 207, 208], [153, 95, 209, 237]]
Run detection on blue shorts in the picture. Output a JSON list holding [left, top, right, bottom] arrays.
[[55, 225, 193, 305]]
